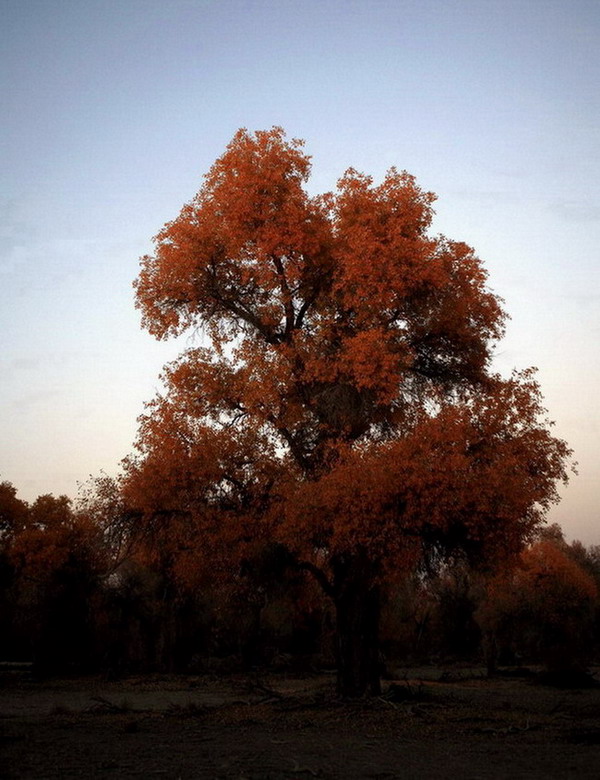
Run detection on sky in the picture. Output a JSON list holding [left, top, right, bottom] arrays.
[[1, 0, 599, 543]]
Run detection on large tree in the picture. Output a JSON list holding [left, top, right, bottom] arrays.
[[128, 127, 571, 697]]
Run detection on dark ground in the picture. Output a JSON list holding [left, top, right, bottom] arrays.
[[2, 667, 600, 778]]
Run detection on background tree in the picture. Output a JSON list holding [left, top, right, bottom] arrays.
[[6, 493, 104, 673], [0, 481, 29, 661], [478, 539, 597, 676], [0, 480, 28, 541], [129, 127, 571, 697]]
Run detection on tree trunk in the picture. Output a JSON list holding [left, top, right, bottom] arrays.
[[333, 553, 381, 698]]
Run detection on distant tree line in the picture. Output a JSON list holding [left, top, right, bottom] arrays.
[[1, 479, 597, 679]]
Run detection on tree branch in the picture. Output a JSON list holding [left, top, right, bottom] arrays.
[[271, 254, 295, 337], [297, 560, 335, 597]]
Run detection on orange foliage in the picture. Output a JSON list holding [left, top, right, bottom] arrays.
[[128, 126, 571, 604], [7, 494, 104, 590], [478, 540, 597, 671], [519, 540, 597, 608], [483, 539, 598, 613], [0, 480, 28, 540]]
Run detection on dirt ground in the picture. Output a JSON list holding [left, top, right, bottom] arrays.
[[2, 667, 600, 778]]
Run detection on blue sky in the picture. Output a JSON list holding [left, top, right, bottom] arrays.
[[1, 0, 599, 542]]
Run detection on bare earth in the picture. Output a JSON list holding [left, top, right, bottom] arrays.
[[2, 668, 600, 778]]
